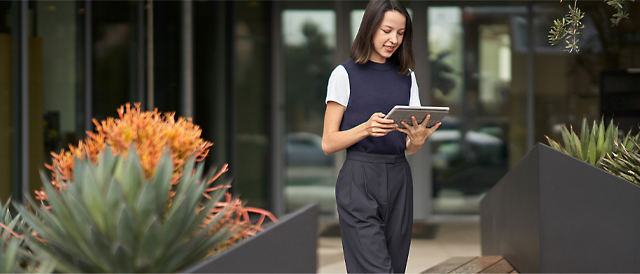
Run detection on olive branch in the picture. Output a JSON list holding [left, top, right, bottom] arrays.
[[548, 0, 634, 53], [607, 0, 633, 25]]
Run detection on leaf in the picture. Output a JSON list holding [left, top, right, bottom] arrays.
[[105, 177, 125, 240], [135, 183, 157, 228], [121, 146, 144, 206], [597, 119, 605, 159], [151, 147, 173, 215], [79, 159, 106, 233], [64, 193, 98, 242], [116, 205, 136, 252], [588, 132, 597, 166], [87, 225, 113, 272], [161, 195, 189, 248], [580, 118, 589, 153], [96, 145, 117, 190], [39, 173, 76, 235], [561, 126, 574, 155], [136, 216, 162, 269], [112, 244, 133, 273], [3, 239, 18, 273], [570, 129, 584, 160]]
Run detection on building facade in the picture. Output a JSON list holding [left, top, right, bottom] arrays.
[[2, 0, 639, 220]]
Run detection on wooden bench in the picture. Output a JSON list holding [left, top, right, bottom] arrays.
[[422, 256, 518, 274]]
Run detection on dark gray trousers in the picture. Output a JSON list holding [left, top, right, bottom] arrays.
[[336, 151, 413, 273]]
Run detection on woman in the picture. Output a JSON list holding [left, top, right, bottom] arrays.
[[321, 0, 441, 273]]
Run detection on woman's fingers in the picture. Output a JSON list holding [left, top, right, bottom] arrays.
[[366, 112, 397, 137], [419, 115, 430, 128]]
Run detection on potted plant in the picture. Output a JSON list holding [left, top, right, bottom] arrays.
[[480, 118, 640, 273], [7, 103, 317, 273]]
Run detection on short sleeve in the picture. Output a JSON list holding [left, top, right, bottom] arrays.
[[409, 71, 421, 107], [326, 65, 350, 108]]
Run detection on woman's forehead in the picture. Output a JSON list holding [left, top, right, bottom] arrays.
[[380, 10, 406, 29]]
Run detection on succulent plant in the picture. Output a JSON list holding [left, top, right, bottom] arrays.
[[33, 103, 277, 264], [545, 118, 640, 168], [0, 199, 55, 273], [15, 146, 239, 273], [601, 140, 640, 185]]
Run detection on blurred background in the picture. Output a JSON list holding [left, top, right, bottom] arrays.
[[2, 0, 640, 224]]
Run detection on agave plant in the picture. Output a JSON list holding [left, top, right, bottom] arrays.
[[15, 146, 239, 273], [0, 199, 55, 273], [601, 140, 640, 185], [36, 102, 277, 250], [545, 118, 640, 168]]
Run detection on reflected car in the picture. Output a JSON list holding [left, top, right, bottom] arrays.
[[430, 117, 509, 196], [285, 132, 334, 166]]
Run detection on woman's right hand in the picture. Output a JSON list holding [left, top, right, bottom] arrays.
[[365, 113, 398, 137]]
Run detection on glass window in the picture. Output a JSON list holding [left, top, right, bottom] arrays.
[[281, 9, 337, 216], [428, 6, 527, 215], [235, 1, 271, 210], [31, 0, 85, 197], [532, 2, 640, 144], [92, 1, 142, 121]]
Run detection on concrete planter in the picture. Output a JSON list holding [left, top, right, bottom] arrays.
[[184, 203, 318, 273], [480, 143, 640, 273]]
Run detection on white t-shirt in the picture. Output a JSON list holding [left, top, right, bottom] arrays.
[[325, 65, 421, 108]]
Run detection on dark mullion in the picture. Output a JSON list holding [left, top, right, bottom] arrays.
[[10, 0, 23, 203]]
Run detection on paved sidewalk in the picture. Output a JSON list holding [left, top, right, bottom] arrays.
[[317, 222, 481, 273]]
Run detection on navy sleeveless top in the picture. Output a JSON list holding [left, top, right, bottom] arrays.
[[340, 59, 411, 155]]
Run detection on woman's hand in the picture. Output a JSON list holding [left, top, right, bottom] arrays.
[[397, 115, 441, 154], [365, 113, 398, 137]]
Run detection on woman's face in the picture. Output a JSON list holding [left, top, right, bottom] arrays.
[[370, 10, 406, 63]]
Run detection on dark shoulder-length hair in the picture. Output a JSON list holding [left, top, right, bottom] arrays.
[[351, 0, 414, 75]]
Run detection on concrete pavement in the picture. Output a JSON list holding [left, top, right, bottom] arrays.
[[317, 221, 481, 273]]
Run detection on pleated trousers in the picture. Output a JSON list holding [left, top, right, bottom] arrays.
[[336, 150, 413, 273]]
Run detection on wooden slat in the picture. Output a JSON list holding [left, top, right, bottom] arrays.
[[449, 256, 503, 274], [422, 257, 477, 273], [509, 270, 519, 274], [480, 258, 515, 273]]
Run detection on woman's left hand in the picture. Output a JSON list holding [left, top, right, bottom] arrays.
[[396, 115, 441, 146]]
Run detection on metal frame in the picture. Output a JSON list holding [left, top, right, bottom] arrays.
[[270, 1, 285, 217], [147, 0, 154, 110], [410, 0, 433, 221], [137, 0, 146, 108], [181, 0, 193, 117], [11, 0, 27, 203], [20, 0, 29, 200], [84, 0, 93, 132], [526, 1, 535, 150]]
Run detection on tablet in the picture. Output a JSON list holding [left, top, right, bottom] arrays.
[[385, 105, 449, 129]]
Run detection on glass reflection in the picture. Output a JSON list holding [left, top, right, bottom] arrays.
[[282, 10, 336, 216], [34, 0, 83, 198], [428, 6, 525, 215]]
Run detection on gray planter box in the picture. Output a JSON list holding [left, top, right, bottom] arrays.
[[480, 143, 640, 273], [184, 203, 318, 273]]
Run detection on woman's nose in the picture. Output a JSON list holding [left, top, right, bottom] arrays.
[[389, 35, 397, 44]]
